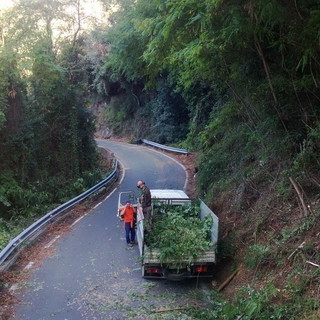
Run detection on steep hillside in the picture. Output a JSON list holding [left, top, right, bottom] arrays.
[[106, 137, 320, 319], [174, 150, 320, 319]]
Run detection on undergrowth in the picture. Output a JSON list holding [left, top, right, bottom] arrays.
[[184, 283, 319, 320], [0, 166, 111, 251], [204, 179, 320, 319]]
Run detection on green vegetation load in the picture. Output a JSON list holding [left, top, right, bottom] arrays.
[[146, 203, 213, 265]]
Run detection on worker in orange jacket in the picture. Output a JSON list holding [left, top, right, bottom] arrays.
[[120, 201, 136, 247]]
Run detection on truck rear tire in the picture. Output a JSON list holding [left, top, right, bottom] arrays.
[[164, 269, 189, 281]]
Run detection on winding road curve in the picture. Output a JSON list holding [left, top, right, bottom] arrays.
[[12, 140, 210, 320]]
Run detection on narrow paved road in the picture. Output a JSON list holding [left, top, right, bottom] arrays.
[[13, 141, 210, 320]]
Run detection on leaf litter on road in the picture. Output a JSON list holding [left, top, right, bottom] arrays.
[[68, 264, 210, 320]]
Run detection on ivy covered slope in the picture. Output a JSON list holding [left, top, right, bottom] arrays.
[[92, 0, 320, 318]]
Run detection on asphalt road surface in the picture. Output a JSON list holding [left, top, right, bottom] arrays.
[[12, 140, 211, 320]]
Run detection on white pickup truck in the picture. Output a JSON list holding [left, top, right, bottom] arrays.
[[117, 189, 219, 280]]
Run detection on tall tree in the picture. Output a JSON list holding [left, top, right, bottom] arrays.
[[0, 0, 102, 221]]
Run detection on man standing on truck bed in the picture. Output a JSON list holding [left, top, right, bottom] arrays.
[[137, 180, 152, 233]]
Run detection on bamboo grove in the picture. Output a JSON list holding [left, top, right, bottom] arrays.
[[99, 0, 320, 202]]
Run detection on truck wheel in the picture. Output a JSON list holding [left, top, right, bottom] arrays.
[[164, 269, 189, 281]]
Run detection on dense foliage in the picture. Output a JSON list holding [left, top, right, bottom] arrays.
[[91, 1, 320, 317], [147, 203, 213, 267], [95, 0, 320, 202], [0, 0, 319, 318], [0, 0, 105, 248], [185, 284, 318, 320]]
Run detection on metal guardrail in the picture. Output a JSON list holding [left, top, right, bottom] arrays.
[[0, 160, 118, 268], [141, 139, 189, 155]]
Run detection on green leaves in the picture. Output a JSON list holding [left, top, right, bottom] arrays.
[[147, 203, 213, 267], [0, 0, 102, 231]]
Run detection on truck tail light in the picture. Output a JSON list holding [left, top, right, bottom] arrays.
[[146, 268, 162, 274], [194, 266, 207, 273]]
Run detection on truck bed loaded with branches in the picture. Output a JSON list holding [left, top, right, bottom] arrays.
[[136, 190, 219, 280]]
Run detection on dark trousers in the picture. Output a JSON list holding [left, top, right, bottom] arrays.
[[143, 206, 152, 232], [125, 222, 135, 244]]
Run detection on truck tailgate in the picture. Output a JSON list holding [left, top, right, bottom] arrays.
[[143, 247, 216, 264]]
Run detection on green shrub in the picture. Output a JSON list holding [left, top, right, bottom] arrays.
[[0, 218, 23, 251], [185, 283, 319, 320], [244, 244, 272, 269]]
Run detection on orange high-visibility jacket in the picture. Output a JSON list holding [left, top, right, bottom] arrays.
[[121, 205, 136, 227]]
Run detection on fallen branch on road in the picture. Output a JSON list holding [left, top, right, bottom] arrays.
[[153, 307, 192, 313], [153, 301, 203, 313]]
